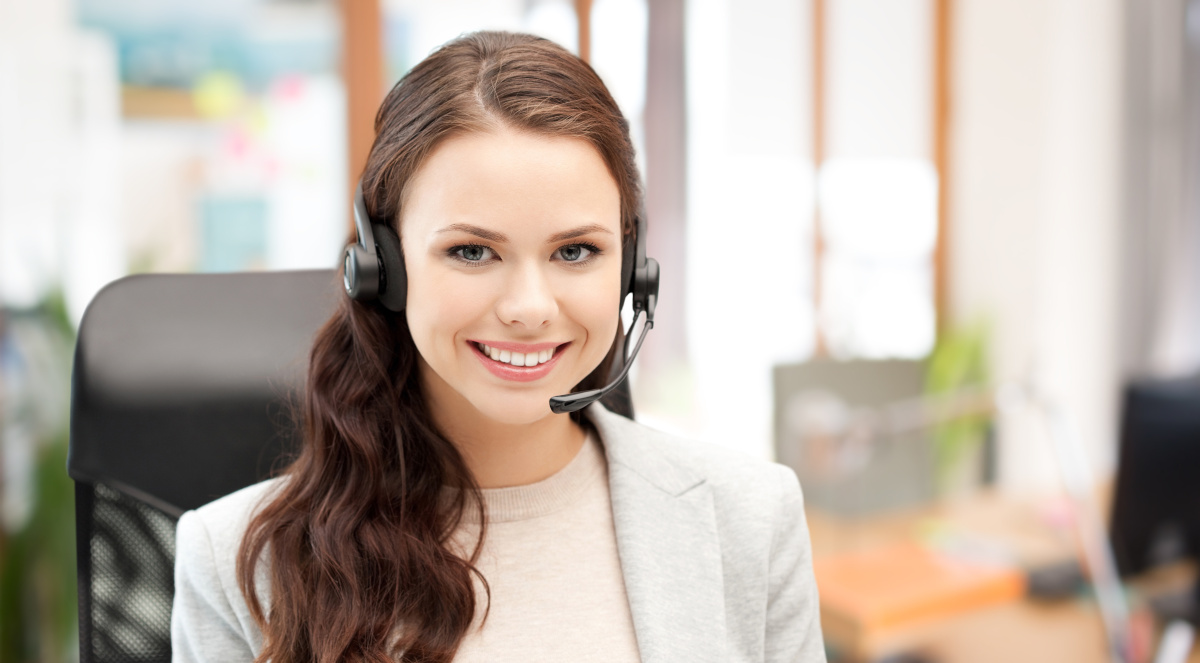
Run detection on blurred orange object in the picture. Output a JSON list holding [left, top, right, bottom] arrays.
[[815, 542, 1027, 644]]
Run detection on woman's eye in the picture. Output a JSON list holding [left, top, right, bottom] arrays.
[[453, 245, 493, 262], [556, 244, 596, 263]]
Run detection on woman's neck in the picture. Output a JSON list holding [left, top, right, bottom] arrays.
[[420, 370, 588, 489]]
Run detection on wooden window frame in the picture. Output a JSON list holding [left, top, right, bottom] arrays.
[[811, 0, 953, 354]]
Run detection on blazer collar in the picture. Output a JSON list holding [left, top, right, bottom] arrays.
[[584, 404, 729, 663]]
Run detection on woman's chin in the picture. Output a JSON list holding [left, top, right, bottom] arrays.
[[468, 390, 567, 425]]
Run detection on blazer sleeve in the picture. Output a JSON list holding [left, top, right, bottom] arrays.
[[764, 464, 826, 663], [171, 510, 256, 663]]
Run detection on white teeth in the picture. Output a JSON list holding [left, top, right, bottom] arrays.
[[477, 342, 558, 367]]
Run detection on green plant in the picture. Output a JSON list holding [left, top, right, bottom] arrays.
[[925, 318, 992, 495], [1, 432, 77, 663], [0, 290, 79, 663]]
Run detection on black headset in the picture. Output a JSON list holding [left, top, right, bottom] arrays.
[[342, 182, 659, 413]]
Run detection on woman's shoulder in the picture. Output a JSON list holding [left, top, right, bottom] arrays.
[[172, 478, 285, 658], [586, 403, 801, 508], [649, 423, 794, 492], [184, 476, 288, 550]]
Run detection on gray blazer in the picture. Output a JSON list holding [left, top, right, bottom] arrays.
[[170, 403, 826, 662]]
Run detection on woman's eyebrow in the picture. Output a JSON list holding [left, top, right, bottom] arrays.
[[435, 223, 614, 244], [545, 224, 614, 243], [436, 223, 508, 242]]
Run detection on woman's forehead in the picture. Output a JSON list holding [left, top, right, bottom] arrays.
[[400, 128, 621, 240]]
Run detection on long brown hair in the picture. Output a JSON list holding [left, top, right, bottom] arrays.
[[236, 31, 642, 662]]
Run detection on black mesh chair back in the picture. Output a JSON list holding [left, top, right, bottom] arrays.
[[68, 269, 340, 663], [67, 268, 636, 663]]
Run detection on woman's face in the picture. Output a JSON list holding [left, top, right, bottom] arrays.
[[400, 126, 623, 426]]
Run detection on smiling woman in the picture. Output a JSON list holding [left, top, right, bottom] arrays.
[[169, 31, 826, 663]]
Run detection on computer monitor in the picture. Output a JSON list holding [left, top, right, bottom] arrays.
[[1109, 374, 1200, 623]]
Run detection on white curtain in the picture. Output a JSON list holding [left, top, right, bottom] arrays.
[[1120, 0, 1200, 377]]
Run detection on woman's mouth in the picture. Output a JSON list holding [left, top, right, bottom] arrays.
[[473, 342, 559, 366], [469, 341, 570, 382]]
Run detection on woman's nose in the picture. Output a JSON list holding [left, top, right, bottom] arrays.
[[495, 263, 558, 329]]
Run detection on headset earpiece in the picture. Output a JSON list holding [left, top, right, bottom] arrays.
[[634, 256, 659, 320], [372, 223, 406, 311], [343, 241, 379, 301], [620, 227, 635, 305], [343, 182, 407, 313], [626, 213, 659, 322]]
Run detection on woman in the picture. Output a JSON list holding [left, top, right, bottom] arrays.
[[171, 31, 824, 663]]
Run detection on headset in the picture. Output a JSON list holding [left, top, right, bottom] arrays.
[[342, 182, 659, 414]]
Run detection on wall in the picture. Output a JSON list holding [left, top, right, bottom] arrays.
[[950, 0, 1123, 492], [678, 0, 814, 458], [0, 0, 125, 323]]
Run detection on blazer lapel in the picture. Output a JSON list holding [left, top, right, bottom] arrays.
[[586, 405, 728, 663]]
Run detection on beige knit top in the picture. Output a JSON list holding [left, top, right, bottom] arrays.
[[450, 428, 642, 662]]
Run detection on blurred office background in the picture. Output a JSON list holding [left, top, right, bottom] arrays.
[[2, 0, 1199, 661]]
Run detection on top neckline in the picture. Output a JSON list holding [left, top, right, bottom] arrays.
[[472, 427, 605, 523]]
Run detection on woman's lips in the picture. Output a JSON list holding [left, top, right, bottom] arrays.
[[472, 339, 562, 353], [469, 341, 569, 382]]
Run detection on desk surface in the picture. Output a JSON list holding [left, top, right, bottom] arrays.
[[806, 490, 1199, 663]]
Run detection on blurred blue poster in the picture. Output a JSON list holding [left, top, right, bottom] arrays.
[[198, 195, 267, 272]]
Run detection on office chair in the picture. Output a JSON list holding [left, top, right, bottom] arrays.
[[67, 268, 635, 663], [67, 269, 337, 662]]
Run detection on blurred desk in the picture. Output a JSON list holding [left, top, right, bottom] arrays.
[[807, 490, 1199, 663]]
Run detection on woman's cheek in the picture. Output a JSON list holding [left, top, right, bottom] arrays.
[[577, 271, 622, 361], [436, 281, 493, 326]]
